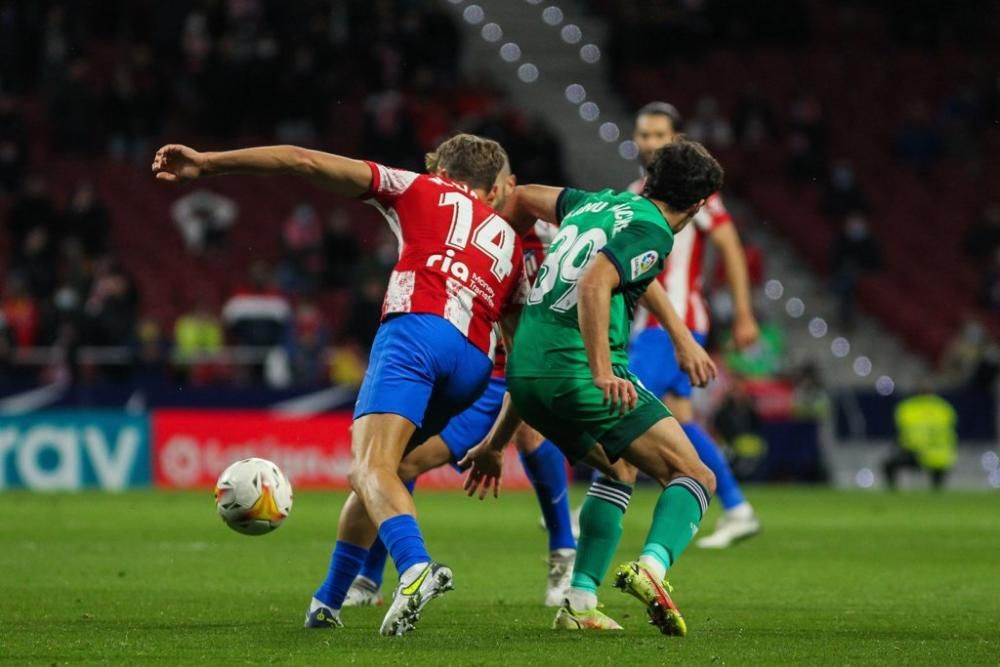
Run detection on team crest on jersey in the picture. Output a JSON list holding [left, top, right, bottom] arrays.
[[630, 250, 658, 279]]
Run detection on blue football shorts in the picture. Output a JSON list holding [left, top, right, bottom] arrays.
[[627, 328, 709, 400], [437, 376, 506, 467], [354, 313, 492, 447]]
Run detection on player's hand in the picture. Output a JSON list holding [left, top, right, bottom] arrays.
[[677, 337, 717, 388], [459, 442, 504, 500], [152, 144, 206, 182], [731, 312, 760, 350], [594, 374, 638, 416]]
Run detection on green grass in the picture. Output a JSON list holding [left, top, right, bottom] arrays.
[[2, 488, 999, 665]]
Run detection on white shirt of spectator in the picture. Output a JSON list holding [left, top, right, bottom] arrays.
[[171, 189, 238, 251]]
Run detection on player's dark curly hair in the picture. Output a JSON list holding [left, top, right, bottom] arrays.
[[425, 133, 509, 191], [642, 140, 724, 212]]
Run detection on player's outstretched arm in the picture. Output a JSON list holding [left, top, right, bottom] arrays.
[[501, 185, 564, 233], [709, 222, 760, 349], [151, 144, 373, 197], [639, 280, 717, 387], [578, 254, 638, 414]]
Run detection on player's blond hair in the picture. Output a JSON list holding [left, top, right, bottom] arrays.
[[425, 133, 509, 191]]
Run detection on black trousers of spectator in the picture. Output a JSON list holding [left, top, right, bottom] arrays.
[[883, 447, 947, 490]]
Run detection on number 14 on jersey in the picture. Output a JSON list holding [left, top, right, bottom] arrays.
[[436, 191, 516, 281]]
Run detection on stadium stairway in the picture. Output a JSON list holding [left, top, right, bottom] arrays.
[[441, 0, 632, 191], [750, 223, 931, 389], [442, 0, 932, 390]]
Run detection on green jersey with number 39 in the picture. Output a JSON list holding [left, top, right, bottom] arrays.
[[508, 187, 674, 378]]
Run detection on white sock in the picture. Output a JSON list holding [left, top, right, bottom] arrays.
[[399, 562, 430, 586], [310, 597, 341, 616], [726, 502, 754, 520], [566, 587, 597, 611], [639, 554, 667, 582], [551, 548, 576, 559]]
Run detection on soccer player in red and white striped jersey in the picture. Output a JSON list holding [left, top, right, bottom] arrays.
[[626, 102, 763, 548], [365, 160, 525, 355], [152, 134, 527, 635]]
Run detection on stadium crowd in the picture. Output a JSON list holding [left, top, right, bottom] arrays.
[[587, 0, 1000, 360], [1, 0, 997, 425], [0, 0, 566, 387]]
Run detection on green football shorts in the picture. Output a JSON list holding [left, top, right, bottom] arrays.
[[507, 365, 672, 463]]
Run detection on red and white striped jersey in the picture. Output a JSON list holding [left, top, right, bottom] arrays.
[[364, 162, 527, 359], [629, 177, 731, 335], [492, 220, 555, 378]]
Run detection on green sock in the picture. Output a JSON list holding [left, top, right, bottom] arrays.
[[640, 477, 711, 574], [570, 477, 633, 593]]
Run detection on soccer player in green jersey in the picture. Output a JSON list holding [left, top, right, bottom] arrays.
[[464, 141, 724, 635]]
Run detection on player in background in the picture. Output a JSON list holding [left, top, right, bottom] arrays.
[[464, 141, 724, 635], [343, 218, 579, 609], [628, 102, 761, 547], [152, 134, 526, 636]]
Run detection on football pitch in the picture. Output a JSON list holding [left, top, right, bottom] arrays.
[[3, 487, 998, 665]]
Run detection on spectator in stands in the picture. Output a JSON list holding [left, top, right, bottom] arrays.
[[363, 90, 422, 171], [355, 225, 400, 285], [348, 274, 386, 351], [171, 188, 237, 254], [274, 45, 324, 145], [712, 376, 765, 479], [329, 342, 367, 388], [1, 273, 40, 348], [135, 319, 169, 382], [940, 318, 991, 387], [322, 210, 360, 289], [821, 161, 870, 221], [278, 203, 324, 295], [173, 298, 224, 381], [62, 181, 111, 259], [13, 227, 58, 299], [38, 5, 73, 95], [284, 301, 330, 386], [48, 58, 101, 156], [962, 202, 1000, 263], [883, 382, 957, 490], [222, 262, 290, 348], [104, 59, 161, 163], [785, 91, 829, 182], [48, 241, 92, 344], [732, 85, 775, 149], [0, 95, 28, 193], [940, 83, 982, 163], [7, 174, 57, 256], [790, 362, 834, 473], [685, 97, 733, 149], [789, 91, 828, 150], [894, 100, 941, 172], [82, 258, 139, 348], [790, 362, 832, 423], [831, 214, 883, 328]]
